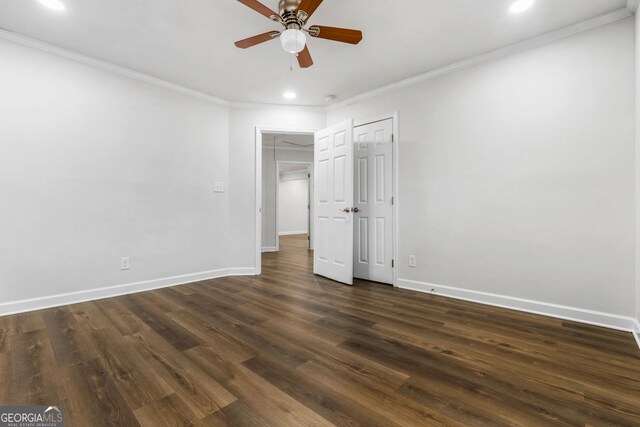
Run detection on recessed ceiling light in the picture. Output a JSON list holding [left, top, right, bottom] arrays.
[[283, 91, 297, 100], [38, 0, 66, 11], [509, 0, 534, 14]]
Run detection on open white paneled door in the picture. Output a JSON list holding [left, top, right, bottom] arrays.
[[314, 120, 355, 285], [353, 119, 394, 284]]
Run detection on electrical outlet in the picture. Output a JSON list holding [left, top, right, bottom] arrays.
[[408, 255, 417, 268], [120, 257, 130, 271]]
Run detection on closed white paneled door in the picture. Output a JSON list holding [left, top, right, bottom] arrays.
[[353, 119, 394, 284], [314, 120, 355, 285]]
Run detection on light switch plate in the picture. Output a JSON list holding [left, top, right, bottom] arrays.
[[214, 182, 225, 193], [408, 255, 417, 268]]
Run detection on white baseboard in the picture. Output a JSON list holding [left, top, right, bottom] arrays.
[[262, 247, 277, 253], [0, 267, 256, 317], [279, 231, 308, 236], [397, 278, 638, 333], [226, 267, 257, 276], [633, 319, 640, 350]]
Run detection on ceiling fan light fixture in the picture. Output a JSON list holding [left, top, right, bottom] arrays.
[[280, 29, 307, 54]]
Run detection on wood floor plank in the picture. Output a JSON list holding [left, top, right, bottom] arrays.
[[133, 393, 201, 427], [244, 354, 400, 427], [9, 329, 65, 406], [195, 310, 312, 367], [119, 293, 204, 352], [94, 298, 149, 337], [255, 317, 410, 391], [185, 345, 332, 427], [166, 310, 257, 363], [0, 347, 10, 405], [124, 328, 237, 419], [0, 316, 9, 353], [298, 359, 463, 427], [62, 358, 141, 427], [195, 400, 274, 427], [85, 327, 174, 410], [8, 312, 46, 334], [69, 302, 113, 334], [42, 307, 98, 368]]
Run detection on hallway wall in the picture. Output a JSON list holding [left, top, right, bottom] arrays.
[[279, 177, 310, 236], [262, 148, 313, 251]]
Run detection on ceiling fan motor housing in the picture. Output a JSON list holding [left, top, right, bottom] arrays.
[[279, 0, 303, 29]]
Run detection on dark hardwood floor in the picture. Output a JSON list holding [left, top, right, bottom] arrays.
[[1, 234, 639, 426]]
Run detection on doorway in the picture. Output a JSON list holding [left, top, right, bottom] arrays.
[[259, 132, 315, 257]]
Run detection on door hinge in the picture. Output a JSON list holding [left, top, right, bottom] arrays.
[[392, 259, 395, 268], [308, 173, 311, 178], [391, 196, 394, 206], [391, 134, 395, 143]]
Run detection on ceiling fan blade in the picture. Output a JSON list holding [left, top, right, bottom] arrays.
[[308, 26, 363, 45], [236, 0, 279, 20], [296, 0, 324, 22], [235, 31, 280, 49], [297, 45, 314, 68]]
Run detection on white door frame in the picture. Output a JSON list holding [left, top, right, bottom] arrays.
[[353, 112, 399, 287], [276, 160, 314, 252], [255, 127, 318, 275]]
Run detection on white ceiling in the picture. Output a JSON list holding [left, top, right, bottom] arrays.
[[0, 0, 629, 106], [263, 133, 314, 150]]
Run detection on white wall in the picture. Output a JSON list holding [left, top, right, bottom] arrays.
[[262, 149, 313, 250], [279, 176, 309, 235], [0, 38, 230, 309], [328, 18, 636, 318], [228, 107, 325, 267], [636, 10, 640, 331]]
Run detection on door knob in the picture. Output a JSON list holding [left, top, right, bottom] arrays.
[[338, 207, 360, 213]]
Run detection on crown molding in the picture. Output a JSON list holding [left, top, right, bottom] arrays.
[[328, 7, 632, 112], [0, 27, 328, 111], [0, 28, 231, 107], [627, 0, 639, 13]]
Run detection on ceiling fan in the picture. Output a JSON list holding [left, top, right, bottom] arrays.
[[234, 0, 363, 68]]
